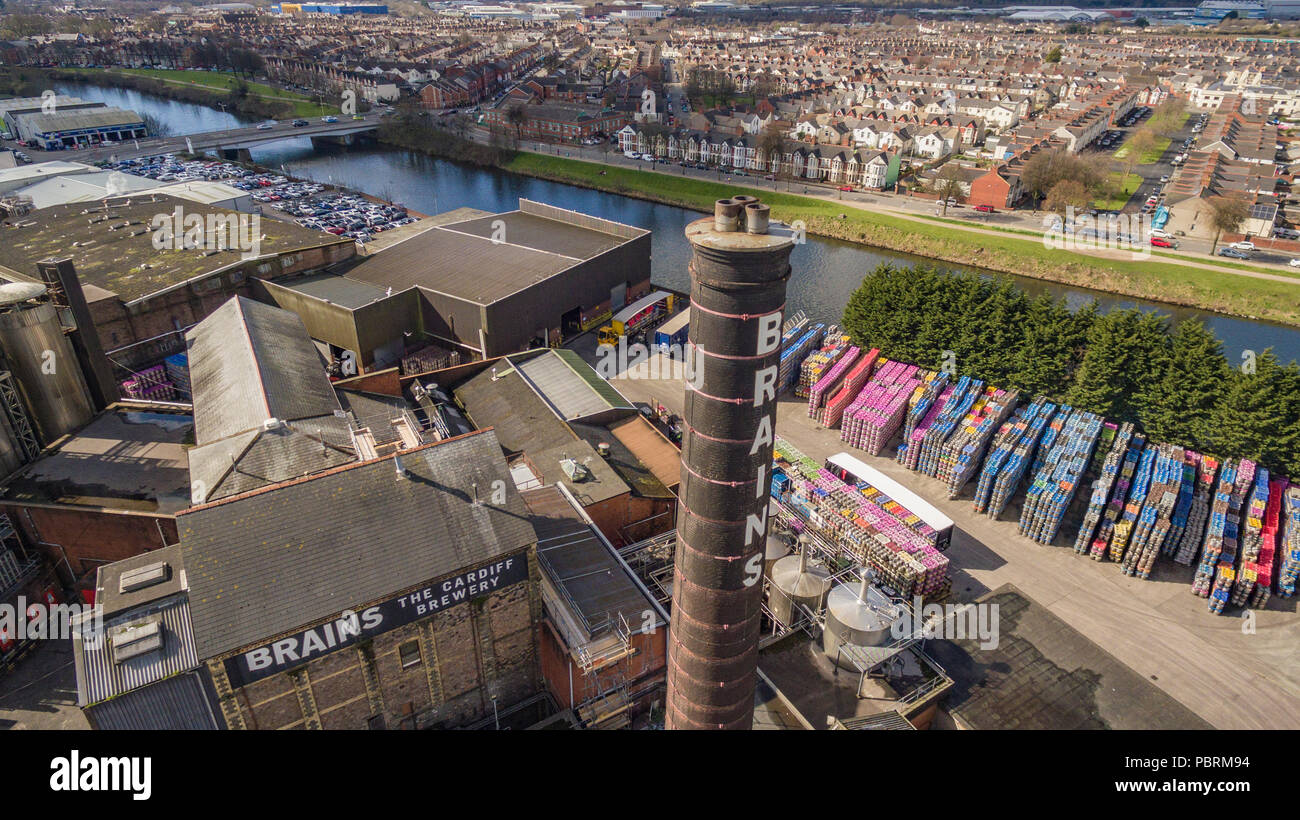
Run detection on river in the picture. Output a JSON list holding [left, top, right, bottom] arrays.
[[57, 82, 1300, 365]]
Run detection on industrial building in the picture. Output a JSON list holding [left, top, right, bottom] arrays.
[[258, 200, 652, 369], [271, 3, 388, 13], [71, 544, 221, 730], [449, 347, 679, 546], [0, 96, 107, 140], [0, 193, 356, 372], [179, 427, 543, 730], [11, 108, 148, 151]]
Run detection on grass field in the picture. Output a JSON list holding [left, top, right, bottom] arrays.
[[502, 152, 1300, 326], [1095, 172, 1143, 210], [62, 68, 337, 117]]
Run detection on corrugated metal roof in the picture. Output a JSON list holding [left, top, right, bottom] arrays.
[[19, 107, 145, 134], [270, 271, 391, 309], [186, 296, 343, 444], [515, 349, 633, 422], [523, 485, 662, 642], [73, 595, 200, 707], [86, 673, 219, 730], [179, 429, 537, 660]]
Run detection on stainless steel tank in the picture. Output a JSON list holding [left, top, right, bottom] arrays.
[[0, 283, 94, 445], [767, 547, 831, 628], [823, 575, 903, 669]]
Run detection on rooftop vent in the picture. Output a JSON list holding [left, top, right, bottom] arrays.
[[110, 619, 163, 664], [118, 561, 170, 594]]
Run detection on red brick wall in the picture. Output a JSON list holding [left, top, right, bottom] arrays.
[[7, 505, 176, 588]]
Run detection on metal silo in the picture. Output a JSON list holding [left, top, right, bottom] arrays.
[[823, 574, 904, 670], [0, 281, 94, 445]]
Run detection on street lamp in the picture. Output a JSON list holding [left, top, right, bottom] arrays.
[[491, 694, 500, 730]]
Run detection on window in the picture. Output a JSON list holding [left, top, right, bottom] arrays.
[[399, 640, 422, 669]]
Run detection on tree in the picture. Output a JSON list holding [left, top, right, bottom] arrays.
[[1123, 127, 1159, 178], [757, 122, 785, 177], [1135, 320, 1230, 448], [1206, 194, 1250, 252], [1065, 309, 1170, 422], [505, 104, 528, 141], [931, 165, 966, 215], [1045, 46, 1062, 64], [1205, 350, 1300, 473], [1020, 148, 1105, 206], [1135, 17, 1149, 27], [1043, 179, 1092, 219]]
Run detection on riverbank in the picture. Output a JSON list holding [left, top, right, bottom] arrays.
[[378, 122, 1300, 327], [0, 67, 334, 122]]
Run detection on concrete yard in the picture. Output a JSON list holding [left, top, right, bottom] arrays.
[[605, 351, 1300, 730]]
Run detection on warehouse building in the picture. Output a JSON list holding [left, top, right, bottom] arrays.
[[11, 108, 148, 150], [180, 428, 543, 730], [0, 193, 356, 371], [257, 200, 652, 369], [0, 96, 105, 139]]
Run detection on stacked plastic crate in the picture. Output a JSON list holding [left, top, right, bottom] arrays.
[[1107, 445, 1157, 565], [1232, 476, 1286, 608], [1162, 451, 1200, 558], [840, 360, 924, 455], [897, 374, 951, 470], [1207, 461, 1257, 614], [1122, 444, 1184, 579], [1089, 433, 1147, 561], [779, 323, 827, 395], [982, 400, 1057, 520], [1279, 486, 1300, 598], [121, 363, 171, 400], [1018, 409, 1103, 546], [808, 346, 860, 421], [940, 389, 1019, 499], [164, 353, 191, 400], [815, 348, 879, 429], [914, 377, 982, 479], [1173, 455, 1219, 566], [1192, 459, 1240, 597], [792, 329, 844, 398], [974, 400, 1040, 515], [1074, 422, 1136, 554]]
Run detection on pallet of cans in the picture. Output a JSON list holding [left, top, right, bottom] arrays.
[[1162, 451, 1199, 558], [840, 360, 924, 455], [816, 348, 879, 429], [1107, 445, 1157, 564], [1173, 455, 1219, 566], [791, 328, 842, 397], [808, 345, 860, 420], [940, 388, 1019, 499], [1232, 476, 1286, 608], [164, 353, 191, 399], [1192, 459, 1241, 597], [1018, 409, 1103, 545], [783, 323, 830, 395], [1240, 468, 1270, 564], [1074, 422, 1135, 554], [1090, 433, 1147, 561], [1208, 461, 1256, 614], [979, 399, 1058, 520], [1278, 485, 1300, 597], [1122, 443, 1184, 579], [913, 376, 981, 479], [899, 380, 954, 470]]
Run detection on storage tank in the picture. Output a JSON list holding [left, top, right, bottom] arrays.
[[764, 527, 792, 578], [0, 282, 94, 445], [823, 574, 904, 670], [767, 544, 831, 628]]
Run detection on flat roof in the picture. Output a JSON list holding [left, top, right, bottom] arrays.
[[0, 405, 193, 515], [924, 585, 1214, 730], [269, 271, 391, 310], [17, 108, 146, 134], [343, 201, 645, 306], [0, 194, 344, 303]]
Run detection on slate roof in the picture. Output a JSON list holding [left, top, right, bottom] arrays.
[[180, 429, 536, 660]]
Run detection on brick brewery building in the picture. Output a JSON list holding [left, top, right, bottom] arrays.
[[180, 429, 542, 730]]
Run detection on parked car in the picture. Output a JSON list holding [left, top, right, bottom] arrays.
[[974, 204, 995, 213], [1289, 258, 1300, 268], [1219, 247, 1250, 259], [837, 185, 853, 192], [1230, 241, 1256, 252], [1150, 236, 1178, 248]]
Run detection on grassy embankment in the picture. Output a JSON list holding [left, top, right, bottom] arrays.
[[5, 67, 338, 120], [498, 152, 1300, 327]]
